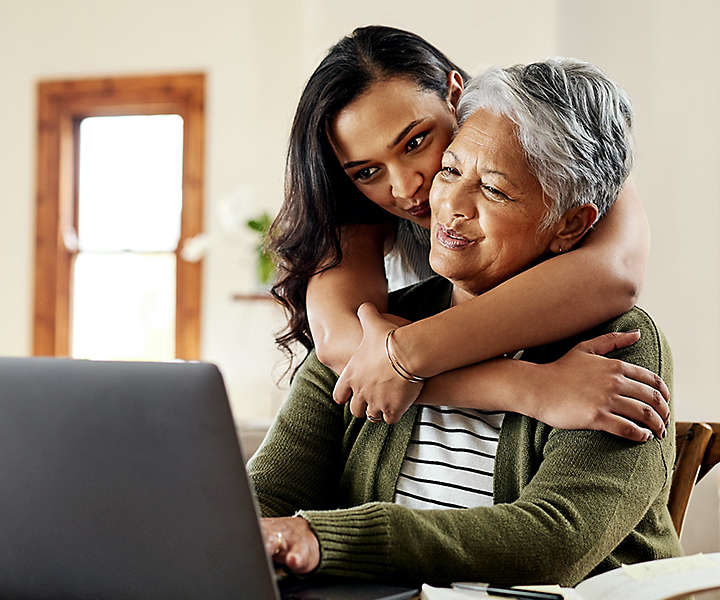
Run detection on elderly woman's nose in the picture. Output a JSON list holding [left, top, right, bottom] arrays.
[[390, 169, 422, 200], [436, 181, 475, 219]]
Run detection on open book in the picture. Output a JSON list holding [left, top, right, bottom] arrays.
[[421, 553, 720, 600]]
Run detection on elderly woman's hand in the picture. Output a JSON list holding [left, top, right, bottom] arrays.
[[261, 517, 320, 575], [531, 330, 670, 442], [333, 302, 420, 425]]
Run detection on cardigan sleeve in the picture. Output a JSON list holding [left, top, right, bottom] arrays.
[[298, 308, 676, 586], [246, 352, 346, 518], [299, 429, 671, 586]]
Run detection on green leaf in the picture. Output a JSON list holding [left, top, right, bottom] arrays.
[[247, 212, 275, 284]]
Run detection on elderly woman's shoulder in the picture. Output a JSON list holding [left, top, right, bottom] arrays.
[[603, 306, 672, 380], [526, 306, 671, 380]]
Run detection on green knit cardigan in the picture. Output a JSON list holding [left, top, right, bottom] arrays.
[[247, 276, 682, 587]]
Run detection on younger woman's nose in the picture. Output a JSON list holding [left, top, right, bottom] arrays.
[[390, 170, 423, 201]]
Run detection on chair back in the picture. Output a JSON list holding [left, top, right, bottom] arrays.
[[669, 422, 720, 537]]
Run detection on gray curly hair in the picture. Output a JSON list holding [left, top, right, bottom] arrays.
[[457, 58, 633, 229]]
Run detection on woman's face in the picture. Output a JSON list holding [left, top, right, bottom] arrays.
[[329, 77, 458, 229], [429, 108, 557, 302]]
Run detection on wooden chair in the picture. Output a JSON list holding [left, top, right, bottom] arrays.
[[669, 422, 720, 537]]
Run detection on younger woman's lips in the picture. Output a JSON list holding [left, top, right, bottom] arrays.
[[407, 201, 430, 218], [436, 224, 475, 250]]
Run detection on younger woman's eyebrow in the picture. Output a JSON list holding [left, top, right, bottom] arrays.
[[389, 117, 428, 148], [343, 159, 369, 169], [342, 117, 431, 169]]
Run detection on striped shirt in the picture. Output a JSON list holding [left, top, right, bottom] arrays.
[[394, 406, 504, 509]]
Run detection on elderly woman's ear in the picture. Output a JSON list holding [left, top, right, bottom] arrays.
[[549, 203, 599, 254]]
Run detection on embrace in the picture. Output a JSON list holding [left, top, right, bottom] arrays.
[[248, 42, 681, 587]]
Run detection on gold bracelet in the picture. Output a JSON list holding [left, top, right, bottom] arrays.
[[385, 329, 426, 384]]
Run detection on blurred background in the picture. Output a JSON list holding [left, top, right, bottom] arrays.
[[1, 0, 718, 557]]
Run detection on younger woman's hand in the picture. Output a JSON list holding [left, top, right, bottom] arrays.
[[531, 330, 670, 442], [261, 517, 320, 575], [333, 302, 419, 424]]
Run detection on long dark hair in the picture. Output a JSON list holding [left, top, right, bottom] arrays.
[[269, 25, 468, 374]]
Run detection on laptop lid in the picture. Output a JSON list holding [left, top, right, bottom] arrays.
[[0, 357, 279, 599]]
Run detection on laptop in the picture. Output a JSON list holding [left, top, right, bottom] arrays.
[[0, 357, 417, 600]]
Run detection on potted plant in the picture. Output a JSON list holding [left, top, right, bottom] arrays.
[[246, 212, 275, 287]]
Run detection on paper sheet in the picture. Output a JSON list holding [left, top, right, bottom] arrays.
[[621, 553, 720, 581], [575, 553, 720, 600]]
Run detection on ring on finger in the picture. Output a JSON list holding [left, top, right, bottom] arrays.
[[366, 410, 383, 423], [271, 531, 285, 555]]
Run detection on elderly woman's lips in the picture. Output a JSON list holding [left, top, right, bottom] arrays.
[[437, 225, 475, 249], [407, 201, 430, 218]]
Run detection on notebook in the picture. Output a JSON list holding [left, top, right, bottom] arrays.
[[0, 357, 418, 600]]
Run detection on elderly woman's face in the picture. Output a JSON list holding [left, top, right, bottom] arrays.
[[429, 108, 556, 299]]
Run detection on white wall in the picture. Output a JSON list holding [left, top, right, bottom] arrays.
[[1, 0, 718, 553]]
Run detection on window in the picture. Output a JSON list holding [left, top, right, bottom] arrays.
[[34, 74, 204, 360]]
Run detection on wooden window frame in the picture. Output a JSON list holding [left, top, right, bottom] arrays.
[[34, 73, 205, 359]]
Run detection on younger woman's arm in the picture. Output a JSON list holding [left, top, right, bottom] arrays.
[[306, 223, 391, 374], [336, 304, 668, 441], [334, 180, 649, 410], [398, 179, 648, 376]]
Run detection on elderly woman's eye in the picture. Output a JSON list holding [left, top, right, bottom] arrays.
[[483, 185, 511, 201], [440, 166, 460, 176], [353, 167, 379, 182], [405, 132, 428, 152]]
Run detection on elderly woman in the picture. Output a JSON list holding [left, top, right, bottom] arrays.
[[248, 59, 681, 587]]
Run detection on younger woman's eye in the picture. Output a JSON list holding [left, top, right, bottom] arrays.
[[353, 166, 379, 181], [405, 132, 428, 152]]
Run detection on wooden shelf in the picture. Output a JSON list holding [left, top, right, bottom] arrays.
[[231, 293, 275, 302]]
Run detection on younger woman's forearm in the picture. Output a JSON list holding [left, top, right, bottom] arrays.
[[417, 358, 540, 417], [394, 181, 648, 378], [306, 223, 391, 373], [394, 248, 637, 377]]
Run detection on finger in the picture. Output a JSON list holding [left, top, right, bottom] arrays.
[[349, 394, 368, 419], [613, 380, 668, 435], [332, 372, 352, 405], [356, 302, 381, 328], [577, 330, 641, 355], [610, 395, 666, 439], [284, 544, 315, 574], [284, 551, 306, 573], [618, 363, 670, 422], [381, 407, 399, 425], [263, 529, 287, 560], [619, 361, 671, 402], [595, 413, 654, 443], [380, 312, 411, 327], [365, 406, 383, 423]]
